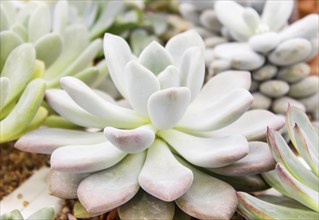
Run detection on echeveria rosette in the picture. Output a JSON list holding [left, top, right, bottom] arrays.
[[0, 43, 46, 143], [16, 30, 284, 219], [237, 106, 319, 219]]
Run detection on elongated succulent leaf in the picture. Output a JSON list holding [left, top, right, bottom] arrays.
[[124, 60, 160, 116], [207, 110, 285, 141], [1, 44, 35, 110], [34, 33, 63, 68], [139, 139, 193, 202], [77, 153, 145, 213], [15, 128, 106, 154], [267, 129, 319, 190], [158, 129, 248, 168], [175, 158, 238, 220], [104, 125, 155, 153], [52, 0, 68, 34], [28, 5, 51, 43], [51, 142, 126, 173], [237, 192, 319, 220], [0, 77, 10, 108], [59, 77, 146, 128], [0, 31, 22, 71], [178, 88, 253, 132], [275, 164, 319, 211], [0, 79, 45, 143], [26, 207, 54, 220], [208, 141, 275, 176], [148, 87, 191, 130], [48, 170, 90, 199], [0, 209, 23, 220], [118, 190, 175, 220]]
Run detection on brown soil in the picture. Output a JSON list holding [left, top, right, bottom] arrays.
[[0, 142, 50, 200]]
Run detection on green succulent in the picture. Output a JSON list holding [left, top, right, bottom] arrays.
[[237, 106, 319, 219], [0, 207, 54, 220]]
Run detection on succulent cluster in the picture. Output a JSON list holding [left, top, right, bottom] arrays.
[[208, 0, 319, 118], [15, 30, 284, 219], [238, 106, 319, 219]]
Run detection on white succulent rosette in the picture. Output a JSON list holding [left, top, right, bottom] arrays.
[[16, 31, 284, 219], [0, 0, 103, 88], [211, 0, 319, 118]]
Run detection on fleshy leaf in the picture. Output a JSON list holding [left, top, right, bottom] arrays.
[[179, 47, 205, 101], [207, 110, 285, 141], [48, 170, 90, 199], [52, 0, 69, 34], [124, 61, 160, 116], [104, 125, 155, 153], [139, 41, 173, 75], [190, 71, 251, 108], [237, 192, 319, 220], [1, 43, 35, 110], [77, 153, 145, 213], [15, 128, 106, 154], [51, 142, 126, 173], [165, 30, 205, 66], [0, 79, 45, 143], [0, 31, 22, 71], [157, 65, 180, 89], [0, 77, 10, 108], [178, 88, 253, 132], [215, 1, 252, 41], [73, 201, 105, 218], [267, 129, 318, 190], [118, 190, 175, 220], [208, 141, 275, 176], [158, 129, 248, 168], [261, 0, 294, 32], [45, 89, 112, 128], [60, 77, 146, 128], [148, 87, 191, 130], [139, 139, 193, 202], [275, 164, 319, 212], [28, 4, 51, 43], [34, 33, 63, 68], [175, 158, 238, 220], [103, 33, 134, 98], [45, 25, 90, 80]]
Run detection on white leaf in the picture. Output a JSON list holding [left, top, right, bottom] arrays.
[[148, 87, 191, 130]]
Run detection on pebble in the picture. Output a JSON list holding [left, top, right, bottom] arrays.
[[289, 76, 319, 98], [249, 32, 280, 54], [252, 64, 278, 81], [204, 48, 215, 67], [251, 92, 272, 109], [272, 97, 305, 114], [209, 59, 231, 75], [250, 80, 260, 92], [268, 38, 312, 66], [260, 80, 290, 98], [277, 63, 310, 83], [179, 3, 199, 24], [205, 36, 227, 48], [299, 92, 319, 113]]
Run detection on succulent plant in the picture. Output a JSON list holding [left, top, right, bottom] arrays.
[[0, 207, 54, 220], [15, 30, 284, 219], [237, 106, 319, 219], [210, 0, 319, 118], [0, 44, 46, 143]]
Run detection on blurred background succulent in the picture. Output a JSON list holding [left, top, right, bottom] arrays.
[[15, 30, 285, 219], [0, 207, 54, 220], [0, 44, 46, 143], [237, 106, 319, 219], [207, 0, 319, 119]]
